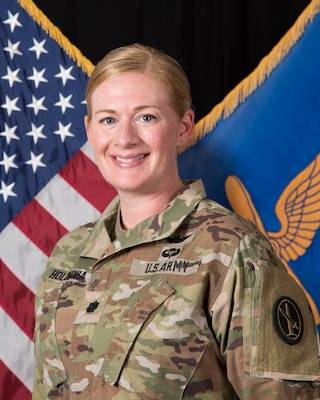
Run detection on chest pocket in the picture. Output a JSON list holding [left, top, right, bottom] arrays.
[[99, 277, 212, 398]]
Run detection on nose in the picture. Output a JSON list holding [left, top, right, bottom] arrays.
[[114, 119, 138, 148]]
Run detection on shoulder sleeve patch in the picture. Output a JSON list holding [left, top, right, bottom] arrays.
[[273, 296, 303, 345]]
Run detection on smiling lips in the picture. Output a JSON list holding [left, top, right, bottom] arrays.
[[114, 154, 146, 164]]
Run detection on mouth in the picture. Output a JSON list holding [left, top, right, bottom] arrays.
[[114, 154, 145, 163], [112, 154, 147, 166]]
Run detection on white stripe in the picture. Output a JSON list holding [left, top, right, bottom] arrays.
[[0, 306, 35, 392], [81, 141, 96, 163], [201, 252, 232, 266], [36, 174, 101, 231], [0, 223, 47, 293]]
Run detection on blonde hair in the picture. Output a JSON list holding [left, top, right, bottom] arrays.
[[86, 43, 192, 119]]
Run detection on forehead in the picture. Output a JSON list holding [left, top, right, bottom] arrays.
[[88, 72, 175, 118], [93, 72, 167, 100]]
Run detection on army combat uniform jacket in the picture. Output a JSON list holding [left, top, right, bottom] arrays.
[[33, 180, 320, 399]]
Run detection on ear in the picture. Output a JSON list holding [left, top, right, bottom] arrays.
[[177, 109, 195, 147], [84, 115, 93, 144]]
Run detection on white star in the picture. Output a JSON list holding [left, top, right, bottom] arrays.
[[1, 66, 22, 87], [3, 39, 22, 60], [0, 181, 17, 203], [25, 151, 46, 173], [54, 122, 74, 142], [0, 124, 19, 144], [1, 96, 21, 116], [27, 67, 48, 88], [54, 93, 74, 114], [55, 65, 76, 86], [0, 152, 18, 174], [26, 95, 48, 115], [26, 123, 46, 144], [29, 38, 48, 60], [3, 11, 22, 33]]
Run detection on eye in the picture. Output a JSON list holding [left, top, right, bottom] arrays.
[[101, 116, 115, 124], [141, 114, 156, 123]]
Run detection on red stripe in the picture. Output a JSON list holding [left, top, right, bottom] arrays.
[[59, 150, 117, 213], [0, 360, 31, 400], [13, 199, 68, 257], [0, 260, 35, 340]]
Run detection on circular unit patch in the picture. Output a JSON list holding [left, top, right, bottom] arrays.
[[273, 296, 303, 345]]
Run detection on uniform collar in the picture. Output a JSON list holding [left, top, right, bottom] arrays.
[[81, 180, 207, 260]]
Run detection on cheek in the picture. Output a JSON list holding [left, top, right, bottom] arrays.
[[158, 134, 179, 155], [148, 128, 177, 149], [88, 131, 110, 153]]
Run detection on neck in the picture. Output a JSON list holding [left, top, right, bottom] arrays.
[[118, 180, 185, 230]]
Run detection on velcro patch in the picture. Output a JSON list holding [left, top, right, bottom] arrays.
[[74, 290, 110, 324], [245, 265, 320, 380], [44, 267, 91, 284], [130, 258, 200, 276]]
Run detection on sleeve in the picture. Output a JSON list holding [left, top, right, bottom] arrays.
[[213, 231, 320, 399], [32, 249, 69, 398]]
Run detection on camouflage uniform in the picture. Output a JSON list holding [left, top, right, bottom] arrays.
[[33, 180, 320, 399]]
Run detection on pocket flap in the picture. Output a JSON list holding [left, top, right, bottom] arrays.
[[100, 277, 175, 384]]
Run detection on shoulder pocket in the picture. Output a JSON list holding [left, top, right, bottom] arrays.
[[243, 259, 320, 381]]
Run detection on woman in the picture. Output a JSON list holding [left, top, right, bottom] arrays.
[[33, 43, 320, 399]]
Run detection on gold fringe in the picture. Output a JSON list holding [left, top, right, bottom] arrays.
[[18, 0, 320, 148], [181, 0, 320, 153], [17, 0, 94, 76]]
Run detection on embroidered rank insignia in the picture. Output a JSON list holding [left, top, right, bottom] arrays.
[[273, 296, 303, 345], [86, 300, 99, 314]]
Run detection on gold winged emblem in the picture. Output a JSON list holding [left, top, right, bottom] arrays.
[[225, 154, 320, 324]]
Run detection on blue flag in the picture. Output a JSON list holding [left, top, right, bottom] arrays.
[[179, 0, 320, 328]]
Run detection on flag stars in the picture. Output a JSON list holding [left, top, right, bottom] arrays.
[[0, 124, 19, 144], [0, 7, 89, 215], [26, 123, 46, 144], [25, 151, 46, 173], [54, 121, 74, 142], [0, 152, 18, 174], [27, 67, 48, 88], [55, 65, 76, 86], [3, 11, 22, 33], [3, 39, 22, 60], [29, 38, 48, 59], [0, 181, 17, 203], [54, 93, 74, 114], [26, 95, 48, 115], [1, 66, 22, 87], [1, 95, 21, 116]]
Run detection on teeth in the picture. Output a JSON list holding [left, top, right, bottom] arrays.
[[115, 155, 144, 163]]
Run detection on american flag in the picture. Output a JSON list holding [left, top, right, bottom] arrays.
[[0, 0, 116, 398]]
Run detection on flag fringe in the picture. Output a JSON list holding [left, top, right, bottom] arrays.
[[18, 0, 95, 76], [19, 0, 320, 150], [182, 0, 320, 152]]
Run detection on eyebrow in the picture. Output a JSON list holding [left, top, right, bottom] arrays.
[[94, 105, 160, 116], [95, 109, 116, 115]]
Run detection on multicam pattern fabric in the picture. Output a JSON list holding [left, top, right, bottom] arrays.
[[33, 180, 320, 399]]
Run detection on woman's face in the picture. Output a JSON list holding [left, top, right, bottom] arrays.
[[85, 72, 194, 197]]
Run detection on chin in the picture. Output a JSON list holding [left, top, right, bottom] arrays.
[[112, 180, 146, 193]]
